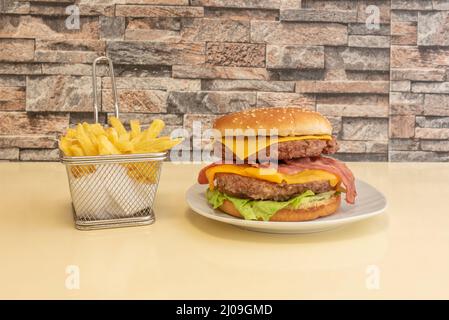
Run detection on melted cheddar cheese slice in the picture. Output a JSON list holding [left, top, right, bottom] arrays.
[[206, 164, 339, 190], [221, 135, 332, 160]]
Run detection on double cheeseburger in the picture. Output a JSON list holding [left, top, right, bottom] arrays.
[[197, 107, 357, 222]]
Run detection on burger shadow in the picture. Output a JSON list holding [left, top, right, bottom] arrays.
[[184, 208, 389, 244]]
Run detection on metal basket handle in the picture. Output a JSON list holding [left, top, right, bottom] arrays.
[[92, 56, 119, 123]]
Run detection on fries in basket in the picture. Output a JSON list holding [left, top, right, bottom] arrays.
[[59, 117, 182, 180]]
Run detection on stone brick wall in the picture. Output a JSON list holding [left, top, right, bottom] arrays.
[[0, 0, 446, 161], [390, 0, 449, 161]]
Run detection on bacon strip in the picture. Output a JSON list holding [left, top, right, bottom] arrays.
[[282, 157, 357, 204]]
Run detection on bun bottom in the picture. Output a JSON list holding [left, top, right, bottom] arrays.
[[218, 194, 341, 222]]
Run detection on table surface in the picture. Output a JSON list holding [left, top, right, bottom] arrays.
[[0, 161, 448, 299]]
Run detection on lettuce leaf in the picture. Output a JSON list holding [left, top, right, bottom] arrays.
[[206, 188, 336, 221]]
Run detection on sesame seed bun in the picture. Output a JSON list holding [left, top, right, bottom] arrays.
[[213, 107, 332, 137]]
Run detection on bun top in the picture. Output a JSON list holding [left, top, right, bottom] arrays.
[[213, 107, 332, 137]]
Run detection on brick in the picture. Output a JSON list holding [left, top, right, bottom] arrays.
[[391, 10, 418, 22], [416, 116, 449, 128], [0, 135, 57, 149], [391, 0, 433, 10], [421, 140, 449, 152], [346, 71, 389, 81], [124, 17, 181, 41], [0, 15, 99, 40], [348, 35, 390, 48], [102, 89, 167, 113], [266, 45, 324, 69], [296, 81, 389, 94], [280, 9, 357, 23], [206, 42, 265, 68], [280, 0, 301, 9], [100, 16, 125, 40], [172, 65, 270, 80], [107, 41, 205, 65], [102, 77, 200, 91], [167, 91, 256, 113], [412, 82, 449, 94], [26, 76, 100, 112], [317, 104, 388, 118], [34, 40, 105, 64], [0, 75, 25, 87], [357, 0, 391, 24], [0, 112, 69, 135], [317, 94, 389, 108], [334, 153, 388, 162], [181, 18, 249, 42], [391, 21, 417, 45], [0, 1, 30, 14], [303, 1, 356, 10], [342, 118, 388, 141], [28, 2, 115, 16], [338, 141, 388, 153], [191, 0, 281, 9], [0, 148, 19, 160], [390, 92, 424, 115], [390, 115, 415, 138], [326, 116, 342, 136], [0, 39, 34, 62], [251, 21, 347, 46], [391, 68, 446, 81], [390, 81, 411, 92], [433, 0, 449, 10], [424, 94, 449, 116], [348, 23, 390, 36], [415, 127, 449, 139], [0, 101, 25, 111], [418, 11, 449, 46], [116, 5, 204, 17], [20, 149, 60, 161], [339, 47, 390, 71], [391, 47, 449, 69], [256, 92, 315, 109], [389, 139, 420, 151], [202, 80, 295, 92], [204, 7, 279, 20], [0, 63, 41, 75], [0, 87, 25, 101], [390, 151, 449, 162], [41, 63, 104, 76]]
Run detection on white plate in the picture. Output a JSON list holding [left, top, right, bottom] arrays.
[[185, 180, 387, 234]]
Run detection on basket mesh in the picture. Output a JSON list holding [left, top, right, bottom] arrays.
[[66, 161, 162, 221]]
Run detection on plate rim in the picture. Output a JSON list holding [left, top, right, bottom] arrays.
[[185, 179, 387, 228]]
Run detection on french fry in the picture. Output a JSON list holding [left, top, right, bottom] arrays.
[[106, 127, 119, 145], [109, 116, 127, 136], [76, 124, 97, 156], [134, 137, 182, 153], [130, 120, 141, 139], [59, 137, 73, 156], [116, 133, 134, 153], [98, 135, 120, 155], [69, 145, 84, 157], [145, 119, 165, 139], [66, 128, 77, 138], [90, 123, 106, 136]]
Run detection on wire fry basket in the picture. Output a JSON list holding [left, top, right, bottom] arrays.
[[61, 56, 166, 230]]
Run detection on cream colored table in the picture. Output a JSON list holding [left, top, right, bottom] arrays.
[[0, 162, 448, 299]]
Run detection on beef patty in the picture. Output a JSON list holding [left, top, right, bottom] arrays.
[[215, 173, 334, 201], [217, 137, 338, 161]]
